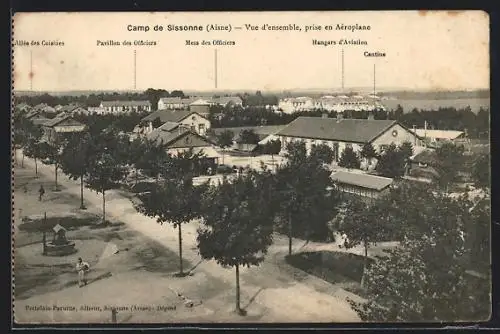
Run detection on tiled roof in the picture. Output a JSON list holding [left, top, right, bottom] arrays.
[[331, 171, 393, 191], [100, 100, 151, 107], [157, 121, 180, 132], [141, 110, 199, 123], [32, 118, 50, 126], [276, 117, 397, 143], [43, 114, 80, 127], [25, 110, 41, 119], [146, 127, 190, 147]]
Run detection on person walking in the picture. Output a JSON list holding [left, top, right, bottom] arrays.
[[38, 185, 45, 201], [76, 257, 90, 287]]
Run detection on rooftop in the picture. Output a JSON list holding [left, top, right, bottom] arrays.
[[331, 171, 393, 191], [141, 109, 200, 123], [276, 117, 397, 143]]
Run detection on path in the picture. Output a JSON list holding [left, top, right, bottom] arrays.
[[15, 154, 362, 322]]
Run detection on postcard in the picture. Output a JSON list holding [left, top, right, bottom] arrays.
[[11, 11, 490, 324]]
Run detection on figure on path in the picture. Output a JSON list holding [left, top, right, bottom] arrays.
[[76, 257, 90, 287], [38, 185, 45, 201]]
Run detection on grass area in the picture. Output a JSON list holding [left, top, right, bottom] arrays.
[[19, 215, 98, 233], [286, 251, 374, 284]]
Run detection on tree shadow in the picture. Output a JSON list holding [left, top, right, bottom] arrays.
[[242, 287, 265, 311], [186, 259, 204, 275]]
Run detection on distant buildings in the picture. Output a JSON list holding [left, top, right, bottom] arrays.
[[157, 96, 243, 112], [278, 95, 386, 114], [32, 103, 57, 114], [99, 100, 151, 114], [136, 110, 211, 136], [276, 115, 423, 163]]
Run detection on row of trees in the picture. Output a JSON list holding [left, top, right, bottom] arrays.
[[134, 140, 340, 313], [208, 104, 489, 140], [14, 89, 187, 110]]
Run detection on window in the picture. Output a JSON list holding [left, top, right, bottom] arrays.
[[190, 126, 196, 132]]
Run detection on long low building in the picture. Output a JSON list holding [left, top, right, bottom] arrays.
[[331, 171, 393, 199], [415, 129, 465, 143], [276, 115, 424, 163], [99, 100, 152, 114]]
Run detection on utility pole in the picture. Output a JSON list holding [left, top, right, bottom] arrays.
[[133, 50, 137, 90], [341, 49, 345, 92], [30, 50, 33, 91], [214, 49, 218, 89]]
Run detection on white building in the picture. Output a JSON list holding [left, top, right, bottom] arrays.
[[157, 96, 243, 111], [99, 100, 151, 114], [276, 115, 423, 163], [278, 95, 386, 114], [158, 97, 197, 110]]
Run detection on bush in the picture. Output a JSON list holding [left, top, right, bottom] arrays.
[[216, 165, 235, 174], [19, 215, 98, 233]]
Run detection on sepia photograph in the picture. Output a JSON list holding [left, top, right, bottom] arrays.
[[11, 11, 491, 324]]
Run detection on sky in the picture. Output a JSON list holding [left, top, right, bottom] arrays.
[[12, 11, 489, 92]]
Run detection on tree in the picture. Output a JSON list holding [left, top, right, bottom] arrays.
[[471, 153, 490, 190], [23, 137, 44, 176], [434, 142, 465, 191], [238, 129, 260, 145], [137, 176, 206, 276], [398, 141, 414, 161], [337, 197, 391, 287], [126, 137, 147, 185], [338, 146, 361, 169], [14, 117, 42, 168], [359, 142, 378, 168], [134, 137, 170, 182], [38, 140, 65, 191], [22, 121, 44, 175], [216, 130, 234, 165], [276, 141, 340, 254], [197, 173, 275, 315], [86, 150, 128, 224], [60, 133, 92, 209], [375, 143, 405, 178], [309, 143, 334, 165], [164, 147, 207, 180], [349, 189, 490, 322], [151, 117, 163, 129]]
